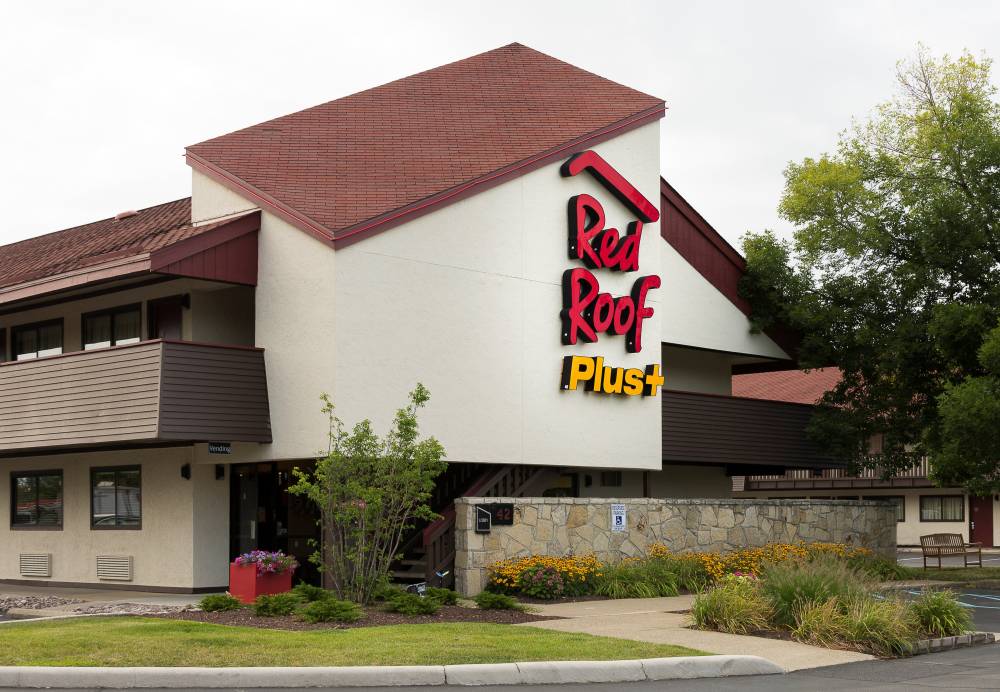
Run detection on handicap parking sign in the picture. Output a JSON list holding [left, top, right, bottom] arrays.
[[611, 504, 626, 533]]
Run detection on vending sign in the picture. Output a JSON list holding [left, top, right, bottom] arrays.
[[558, 151, 664, 397]]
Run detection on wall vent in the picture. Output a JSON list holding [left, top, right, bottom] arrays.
[[96, 555, 133, 581], [19, 553, 52, 577]]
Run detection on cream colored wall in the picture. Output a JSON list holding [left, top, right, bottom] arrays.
[[660, 238, 788, 360], [0, 447, 228, 588], [649, 464, 732, 498], [662, 345, 733, 395], [191, 169, 258, 225], [331, 122, 662, 470], [190, 169, 337, 462], [190, 286, 254, 345]]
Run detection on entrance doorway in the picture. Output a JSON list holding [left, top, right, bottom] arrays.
[[230, 462, 321, 584], [148, 295, 185, 340], [970, 496, 994, 547]]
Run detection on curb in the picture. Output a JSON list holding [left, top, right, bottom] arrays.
[[912, 631, 995, 655], [0, 656, 783, 688]]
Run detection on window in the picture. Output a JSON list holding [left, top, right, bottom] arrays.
[[600, 471, 623, 487], [12, 320, 63, 360], [91, 466, 141, 529], [0, 327, 6, 362], [920, 495, 964, 522], [11, 471, 63, 528], [864, 495, 905, 522], [82, 305, 141, 350]]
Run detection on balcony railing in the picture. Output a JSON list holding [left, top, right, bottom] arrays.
[[0, 340, 270, 455], [735, 456, 932, 492]]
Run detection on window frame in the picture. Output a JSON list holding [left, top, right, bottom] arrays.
[[919, 494, 965, 522], [11, 318, 64, 361], [90, 465, 142, 530], [864, 495, 905, 522], [81, 303, 142, 351], [10, 469, 64, 530]]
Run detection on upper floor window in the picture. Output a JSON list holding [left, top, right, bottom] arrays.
[[12, 319, 63, 360], [600, 471, 623, 487], [0, 327, 6, 363], [82, 304, 141, 350], [11, 470, 63, 528]]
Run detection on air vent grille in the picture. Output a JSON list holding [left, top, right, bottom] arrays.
[[19, 553, 52, 577], [96, 555, 133, 581]]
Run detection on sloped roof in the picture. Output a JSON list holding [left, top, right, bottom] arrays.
[[731, 368, 842, 404], [186, 43, 665, 246], [0, 199, 260, 304]]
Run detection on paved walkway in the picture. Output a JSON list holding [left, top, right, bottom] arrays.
[[519, 596, 873, 671]]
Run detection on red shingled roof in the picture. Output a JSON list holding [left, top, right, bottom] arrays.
[[732, 368, 842, 405], [186, 43, 665, 245], [0, 199, 195, 290], [0, 199, 261, 303]]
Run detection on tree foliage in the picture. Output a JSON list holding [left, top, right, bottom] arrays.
[[289, 384, 446, 604], [741, 47, 1000, 488]]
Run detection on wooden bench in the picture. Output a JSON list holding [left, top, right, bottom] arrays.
[[920, 533, 982, 568]]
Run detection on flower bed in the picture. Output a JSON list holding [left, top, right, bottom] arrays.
[[484, 542, 904, 600], [689, 558, 973, 657]]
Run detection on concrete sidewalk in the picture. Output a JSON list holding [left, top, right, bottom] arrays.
[[519, 596, 872, 672]]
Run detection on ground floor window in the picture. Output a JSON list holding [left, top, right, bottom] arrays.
[[91, 466, 141, 529], [11, 470, 63, 528], [864, 495, 905, 522], [920, 495, 964, 522]]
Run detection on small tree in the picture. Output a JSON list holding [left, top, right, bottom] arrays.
[[289, 384, 446, 604]]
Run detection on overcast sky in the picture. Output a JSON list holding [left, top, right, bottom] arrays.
[[1, 0, 996, 250]]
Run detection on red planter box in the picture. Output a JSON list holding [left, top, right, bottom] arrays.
[[228, 563, 293, 604]]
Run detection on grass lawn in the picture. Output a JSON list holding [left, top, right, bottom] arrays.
[[0, 618, 705, 667]]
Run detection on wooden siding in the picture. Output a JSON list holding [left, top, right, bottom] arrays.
[[159, 342, 271, 442], [662, 390, 842, 469], [0, 340, 269, 454]]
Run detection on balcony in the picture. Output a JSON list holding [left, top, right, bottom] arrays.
[[0, 340, 270, 456], [736, 457, 932, 492]]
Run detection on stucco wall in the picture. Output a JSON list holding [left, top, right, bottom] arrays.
[[0, 447, 229, 589], [659, 238, 787, 360], [330, 122, 663, 470], [454, 496, 896, 595], [661, 346, 733, 395]]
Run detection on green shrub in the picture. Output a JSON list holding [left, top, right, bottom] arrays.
[[847, 554, 909, 581], [842, 595, 917, 656], [594, 560, 679, 599], [474, 591, 520, 610], [252, 592, 300, 617], [909, 589, 972, 637], [198, 594, 242, 612], [791, 598, 850, 648], [383, 592, 440, 616], [661, 557, 712, 593], [291, 582, 332, 603], [761, 557, 870, 627], [299, 598, 363, 623], [424, 587, 459, 606], [518, 564, 566, 600], [372, 581, 404, 602], [690, 578, 772, 634]]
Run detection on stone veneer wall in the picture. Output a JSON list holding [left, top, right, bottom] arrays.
[[455, 497, 897, 595]]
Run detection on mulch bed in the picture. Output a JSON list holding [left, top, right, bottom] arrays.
[[150, 605, 559, 631]]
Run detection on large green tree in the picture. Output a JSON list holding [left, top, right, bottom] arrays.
[[741, 48, 1000, 492]]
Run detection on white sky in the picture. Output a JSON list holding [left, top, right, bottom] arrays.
[[0, 0, 996, 250]]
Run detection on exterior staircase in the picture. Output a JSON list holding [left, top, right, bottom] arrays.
[[391, 464, 546, 586]]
